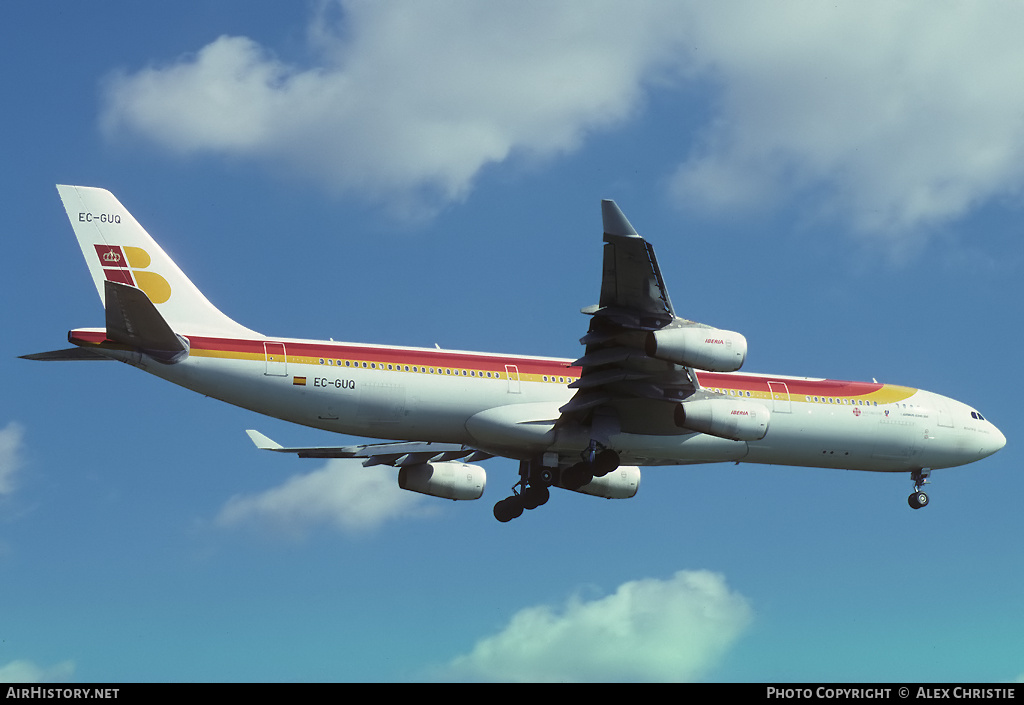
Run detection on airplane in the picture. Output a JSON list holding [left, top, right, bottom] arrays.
[[24, 185, 1006, 522]]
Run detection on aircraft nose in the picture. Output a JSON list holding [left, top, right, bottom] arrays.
[[984, 424, 1007, 458]]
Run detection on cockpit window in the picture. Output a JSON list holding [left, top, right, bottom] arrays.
[[971, 411, 987, 421]]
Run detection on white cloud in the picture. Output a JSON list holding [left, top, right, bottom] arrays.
[[100, 1, 1024, 239], [0, 659, 75, 683], [670, 2, 1024, 237], [0, 422, 25, 497], [444, 570, 752, 682], [101, 0, 687, 214], [215, 459, 435, 536]]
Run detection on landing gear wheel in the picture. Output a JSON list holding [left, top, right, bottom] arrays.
[[908, 491, 929, 509], [591, 450, 620, 477], [493, 496, 524, 522], [561, 462, 593, 490], [521, 484, 550, 510]]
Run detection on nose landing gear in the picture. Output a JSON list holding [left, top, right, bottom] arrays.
[[908, 468, 931, 509], [908, 490, 929, 509]]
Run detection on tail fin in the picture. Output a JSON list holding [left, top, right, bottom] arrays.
[[56, 185, 258, 338]]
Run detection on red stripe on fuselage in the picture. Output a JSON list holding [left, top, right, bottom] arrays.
[[695, 372, 884, 398], [67, 330, 896, 397], [190, 335, 577, 375]]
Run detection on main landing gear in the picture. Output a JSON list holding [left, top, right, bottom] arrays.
[[560, 446, 619, 490], [908, 468, 931, 509], [493, 459, 551, 523], [493, 445, 621, 523]]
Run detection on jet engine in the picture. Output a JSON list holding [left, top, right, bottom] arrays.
[[564, 465, 641, 499], [645, 326, 747, 372], [398, 462, 486, 500], [675, 399, 770, 441]]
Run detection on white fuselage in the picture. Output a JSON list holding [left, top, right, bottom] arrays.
[[72, 328, 1006, 474]]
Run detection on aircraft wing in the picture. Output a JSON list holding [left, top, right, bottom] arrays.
[[559, 201, 701, 435], [593, 200, 676, 323], [246, 430, 493, 466]]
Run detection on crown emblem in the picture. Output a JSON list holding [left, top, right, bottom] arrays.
[[95, 244, 171, 304]]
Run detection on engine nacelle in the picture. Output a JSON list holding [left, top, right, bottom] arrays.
[[565, 465, 641, 499], [675, 399, 770, 441], [398, 462, 485, 501], [645, 326, 747, 372]]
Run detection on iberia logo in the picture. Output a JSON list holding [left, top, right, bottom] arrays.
[[94, 244, 171, 304]]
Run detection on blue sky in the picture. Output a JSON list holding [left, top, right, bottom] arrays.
[[1, 1, 1021, 683]]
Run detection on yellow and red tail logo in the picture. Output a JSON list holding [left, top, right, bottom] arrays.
[[94, 244, 171, 304]]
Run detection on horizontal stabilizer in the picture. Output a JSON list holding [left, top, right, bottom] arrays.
[[20, 347, 112, 361], [105, 280, 189, 364]]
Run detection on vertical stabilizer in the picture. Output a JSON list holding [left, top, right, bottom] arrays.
[[56, 185, 258, 337]]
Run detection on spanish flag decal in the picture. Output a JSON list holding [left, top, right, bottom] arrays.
[[293, 377, 307, 386]]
